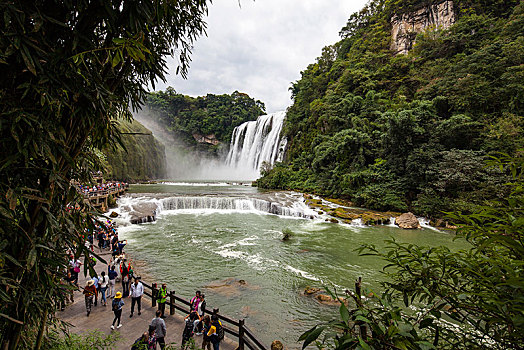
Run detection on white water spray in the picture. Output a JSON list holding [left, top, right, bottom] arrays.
[[226, 111, 287, 179]]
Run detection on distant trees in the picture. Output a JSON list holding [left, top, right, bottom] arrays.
[[147, 89, 266, 145]]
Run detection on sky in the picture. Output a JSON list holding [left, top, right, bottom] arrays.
[[155, 0, 368, 113]]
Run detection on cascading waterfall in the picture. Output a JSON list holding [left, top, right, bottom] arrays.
[[226, 111, 287, 178], [160, 196, 312, 218]]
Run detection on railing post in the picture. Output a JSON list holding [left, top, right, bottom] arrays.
[[238, 319, 245, 350], [152, 283, 157, 308], [170, 290, 175, 315]]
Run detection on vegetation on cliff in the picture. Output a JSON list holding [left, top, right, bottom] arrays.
[[103, 120, 166, 181], [146, 88, 266, 152], [257, 0, 523, 217]]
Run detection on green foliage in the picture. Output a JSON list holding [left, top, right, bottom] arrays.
[[259, 1, 523, 217], [103, 120, 167, 181], [146, 88, 266, 148], [0, 0, 208, 348], [301, 154, 524, 349], [46, 331, 119, 350]]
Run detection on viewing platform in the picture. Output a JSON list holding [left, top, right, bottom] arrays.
[[80, 180, 129, 212]]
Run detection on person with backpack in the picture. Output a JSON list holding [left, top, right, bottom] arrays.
[[207, 314, 224, 350], [201, 315, 212, 350], [107, 264, 118, 298], [182, 312, 200, 348], [150, 310, 167, 349], [189, 290, 201, 313], [82, 279, 97, 317], [111, 292, 124, 329], [156, 284, 167, 318], [99, 271, 109, 306]]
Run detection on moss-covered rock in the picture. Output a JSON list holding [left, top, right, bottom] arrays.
[[103, 120, 166, 182]]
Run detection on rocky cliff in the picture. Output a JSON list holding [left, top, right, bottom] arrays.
[[390, 0, 455, 55], [103, 120, 167, 181]]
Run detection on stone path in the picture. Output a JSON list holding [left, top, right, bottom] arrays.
[[58, 251, 238, 350]]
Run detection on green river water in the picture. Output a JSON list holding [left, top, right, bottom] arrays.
[[114, 182, 464, 347]]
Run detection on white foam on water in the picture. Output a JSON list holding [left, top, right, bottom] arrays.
[[284, 265, 320, 281], [160, 182, 232, 187]]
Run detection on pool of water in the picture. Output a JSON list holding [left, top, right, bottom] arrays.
[[113, 182, 464, 347]]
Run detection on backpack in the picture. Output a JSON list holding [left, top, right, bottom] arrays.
[[112, 299, 119, 311], [216, 322, 224, 341]]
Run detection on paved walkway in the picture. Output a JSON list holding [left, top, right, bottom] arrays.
[[58, 251, 238, 350]]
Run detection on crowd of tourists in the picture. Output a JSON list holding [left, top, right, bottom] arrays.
[[61, 219, 224, 350], [78, 180, 128, 196]]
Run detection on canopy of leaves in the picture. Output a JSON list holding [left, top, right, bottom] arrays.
[[257, 0, 523, 217], [0, 1, 208, 348], [146, 88, 266, 147]]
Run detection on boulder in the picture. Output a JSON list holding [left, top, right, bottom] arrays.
[[304, 286, 321, 295], [395, 212, 421, 229], [316, 294, 333, 302], [109, 211, 119, 218]]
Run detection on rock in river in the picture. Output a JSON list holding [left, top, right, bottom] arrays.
[[395, 212, 421, 229]]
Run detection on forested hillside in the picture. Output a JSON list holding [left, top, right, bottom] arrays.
[[102, 120, 166, 181], [146, 88, 265, 153], [257, 0, 523, 217]]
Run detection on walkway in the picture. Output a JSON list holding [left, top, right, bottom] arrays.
[[58, 251, 237, 350]]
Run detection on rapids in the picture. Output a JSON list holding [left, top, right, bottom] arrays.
[[111, 182, 465, 347]]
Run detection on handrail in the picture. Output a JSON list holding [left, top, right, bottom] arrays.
[[140, 281, 266, 350]]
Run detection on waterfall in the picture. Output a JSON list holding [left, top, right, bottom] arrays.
[[226, 111, 287, 177], [160, 196, 312, 218]]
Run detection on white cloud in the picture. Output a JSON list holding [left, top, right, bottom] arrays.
[[156, 0, 367, 113]]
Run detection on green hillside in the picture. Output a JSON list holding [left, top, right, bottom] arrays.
[[257, 0, 523, 217], [146, 89, 265, 154], [103, 119, 166, 181]]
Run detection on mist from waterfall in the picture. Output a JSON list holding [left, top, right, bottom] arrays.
[[133, 108, 286, 181]]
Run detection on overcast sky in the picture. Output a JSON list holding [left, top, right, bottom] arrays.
[[155, 0, 367, 113]]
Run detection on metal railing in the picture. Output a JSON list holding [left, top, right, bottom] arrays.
[[141, 282, 267, 350]]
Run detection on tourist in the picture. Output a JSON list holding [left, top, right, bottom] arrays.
[[156, 284, 167, 318], [190, 290, 201, 313], [120, 260, 129, 297], [130, 277, 144, 317], [150, 310, 167, 349], [107, 264, 118, 298], [147, 325, 157, 350], [111, 292, 124, 329], [64, 271, 75, 303], [97, 230, 104, 252], [69, 256, 81, 286], [182, 312, 199, 348], [117, 239, 127, 255], [131, 332, 149, 350], [82, 280, 97, 317], [91, 273, 99, 306], [99, 271, 109, 306], [194, 294, 206, 334], [271, 340, 284, 350], [207, 314, 224, 350], [201, 315, 212, 350]]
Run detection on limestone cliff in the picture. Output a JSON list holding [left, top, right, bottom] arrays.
[[103, 120, 167, 181], [390, 0, 455, 55]]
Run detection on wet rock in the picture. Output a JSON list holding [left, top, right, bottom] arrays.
[[316, 294, 333, 302], [395, 212, 421, 229], [304, 286, 321, 295], [204, 277, 259, 297], [109, 211, 119, 218], [329, 218, 339, 224]]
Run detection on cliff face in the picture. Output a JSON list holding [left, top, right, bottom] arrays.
[[103, 119, 167, 181], [390, 0, 455, 55]]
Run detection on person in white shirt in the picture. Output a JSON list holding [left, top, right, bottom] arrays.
[[99, 271, 109, 306], [129, 277, 144, 317]]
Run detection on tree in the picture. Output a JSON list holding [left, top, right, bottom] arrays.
[[300, 153, 524, 349], [0, 1, 209, 348]]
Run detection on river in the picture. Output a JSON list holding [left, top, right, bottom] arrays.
[[112, 182, 463, 347]]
